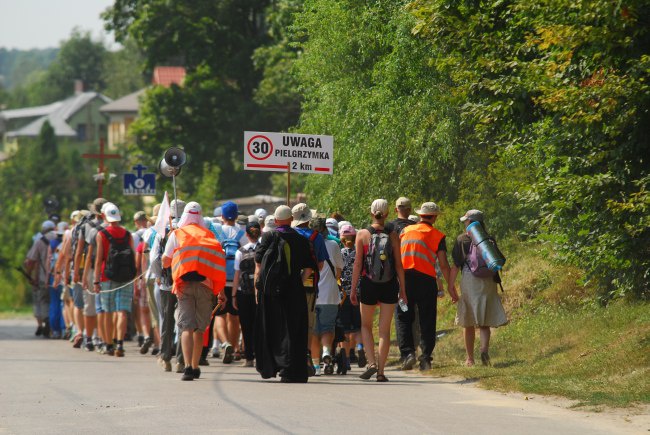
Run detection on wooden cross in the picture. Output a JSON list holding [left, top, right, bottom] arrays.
[[81, 138, 121, 198]]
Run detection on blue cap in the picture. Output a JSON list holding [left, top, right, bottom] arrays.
[[221, 201, 238, 220]]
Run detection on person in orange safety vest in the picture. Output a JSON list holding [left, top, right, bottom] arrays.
[[162, 202, 226, 381], [395, 202, 458, 372]]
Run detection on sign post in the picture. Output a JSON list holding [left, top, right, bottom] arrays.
[[244, 131, 333, 205]]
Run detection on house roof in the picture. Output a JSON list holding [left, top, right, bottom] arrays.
[[100, 89, 146, 114], [152, 66, 186, 87], [3, 92, 111, 138]]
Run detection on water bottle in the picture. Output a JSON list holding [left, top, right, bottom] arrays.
[[466, 221, 506, 272], [398, 298, 408, 312]]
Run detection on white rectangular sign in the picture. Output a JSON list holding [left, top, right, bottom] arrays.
[[244, 131, 333, 175]]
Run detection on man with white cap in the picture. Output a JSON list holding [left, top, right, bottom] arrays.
[[162, 202, 227, 381], [254, 208, 268, 231], [94, 203, 137, 357], [397, 202, 458, 371], [76, 197, 108, 351], [24, 220, 57, 337]]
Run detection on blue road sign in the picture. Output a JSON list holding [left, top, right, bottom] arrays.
[[123, 164, 156, 195]]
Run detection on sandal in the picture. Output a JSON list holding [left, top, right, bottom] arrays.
[[376, 374, 389, 382], [359, 363, 378, 380]]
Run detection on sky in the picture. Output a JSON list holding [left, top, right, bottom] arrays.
[[0, 0, 116, 50]]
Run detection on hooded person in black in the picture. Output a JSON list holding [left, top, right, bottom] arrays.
[[254, 205, 315, 383]]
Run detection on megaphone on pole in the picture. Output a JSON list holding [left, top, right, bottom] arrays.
[[158, 147, 186, 177]]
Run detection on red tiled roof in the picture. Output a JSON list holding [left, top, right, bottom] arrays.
[[152, 67, 186, 87]]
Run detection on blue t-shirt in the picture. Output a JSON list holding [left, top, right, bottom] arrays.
[[294, 227, 329, 262]]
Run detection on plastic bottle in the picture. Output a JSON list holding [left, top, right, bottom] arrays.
[[398, 298, 408, 312]]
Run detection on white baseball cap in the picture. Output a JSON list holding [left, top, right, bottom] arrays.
[[103, 203, 122, 222]]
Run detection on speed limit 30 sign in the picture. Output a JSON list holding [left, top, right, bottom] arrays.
[[244, 131, 333, 175]]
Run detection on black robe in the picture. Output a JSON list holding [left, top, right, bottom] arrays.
[[255, 226, 314, 382]]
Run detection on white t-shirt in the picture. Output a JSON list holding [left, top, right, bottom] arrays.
[[234, 241, 257, 291], [316, 239, 344, 305]]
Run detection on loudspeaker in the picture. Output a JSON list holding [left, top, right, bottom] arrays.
[[158, 159, 181, 177], [164, 147, 186, 167]]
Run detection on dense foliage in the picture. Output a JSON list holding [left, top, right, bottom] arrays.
[[1, 0, 647, 304]]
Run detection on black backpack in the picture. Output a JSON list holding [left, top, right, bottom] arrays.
[[238, 245, 256, 294], [256, 231, 291, 298], [364, 226, 394, 283], [100, 228, 136, 283]]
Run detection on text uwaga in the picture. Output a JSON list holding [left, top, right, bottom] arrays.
[[274, 136, 330, 159]]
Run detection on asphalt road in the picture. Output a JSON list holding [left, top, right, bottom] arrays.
[[0, 318, 647, 434]]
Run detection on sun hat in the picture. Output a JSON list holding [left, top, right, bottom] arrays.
[[254, 208, 268, 220], [291, 203, 312, 226], [416, 202, 441, 216], [264, 215, 277, 232], [170, 199, 186, 218], [460, 209, 484, 222], [41, 220, 56, 232]]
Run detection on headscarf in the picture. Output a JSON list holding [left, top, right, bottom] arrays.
[[177, 201, 206, 229]]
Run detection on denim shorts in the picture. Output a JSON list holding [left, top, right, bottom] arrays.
[[313, 304, 339, 335], [72, 283, 85, 309]]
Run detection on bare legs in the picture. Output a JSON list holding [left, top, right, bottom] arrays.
[[464, 326, 491, 366], [360, 303, 395, 376], [182, 330, 204, 369]]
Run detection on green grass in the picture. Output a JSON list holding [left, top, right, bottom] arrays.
[[421, 242, 650, 408]]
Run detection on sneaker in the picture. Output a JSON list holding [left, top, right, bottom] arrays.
[[181, 367, 194, 381], [51, 331, 62, 340], [85, 341, 95, 352], [151, 347, 160, 356], [242, 359, 255, 367], [401, 353, 417, 371], [357, 348, 367, 368], [313, 365, 321, 376], [42, 324, 51, 338], [193, 367, 201, 379], [137, 335, 144, 348], [336, 349, 348, 375], [199, 358, 210, 366], [105, 347, 115, 356], [97, 344, 106, 355], [115, 348, 125, 357], [349, 349, 358, 364], [222, 343, 234, 364], [211, 346, 221, 358], [140, 337, 153, 355], [322, 353, 334, 375], [35, 326, 43, 336], [234, 351, 242, 361], [419, 358, 432, 372], [63, 328, 72, 340], [163, 360, 172, 372], [175, 362, 185, 373]]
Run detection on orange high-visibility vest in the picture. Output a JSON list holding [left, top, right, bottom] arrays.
[[171, 224, 226, 294], [400, 222, 445, 278]]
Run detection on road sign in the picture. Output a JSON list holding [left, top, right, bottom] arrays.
[[244, 131, 333, 175], [123, 164, 156, 195]]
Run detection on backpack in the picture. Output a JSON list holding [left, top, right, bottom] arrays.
[[364, 226, 394, 283], [100, 228, 136, 283], [70, 214, 91, 270], [257, 231, 291, 298], [462, 236, 506, 288], [214, 225, 244, 282], [238, 245, 256, 294]]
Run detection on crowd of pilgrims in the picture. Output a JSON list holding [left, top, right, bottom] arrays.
[[23, 195, 507, 383]]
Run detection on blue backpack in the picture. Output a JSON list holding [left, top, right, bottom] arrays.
[[213, 224, 244, 282]]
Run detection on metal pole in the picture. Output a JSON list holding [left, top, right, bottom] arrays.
[[286, 162, 291, 206], [172, 174, 179, 218]]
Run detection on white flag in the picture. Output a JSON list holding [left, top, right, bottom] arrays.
[[153, 191, 170, 236]]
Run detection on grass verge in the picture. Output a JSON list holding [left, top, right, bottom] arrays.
[[424, 241, 649, 408]]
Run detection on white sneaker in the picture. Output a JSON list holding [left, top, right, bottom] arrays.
[[314, 365, 321, 376], [211, 346, 220, 358]]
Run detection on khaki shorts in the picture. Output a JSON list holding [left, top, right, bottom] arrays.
[[146, 279, 160, 328], [83, 269, 97, 316], [175, 282, 213, 332]]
